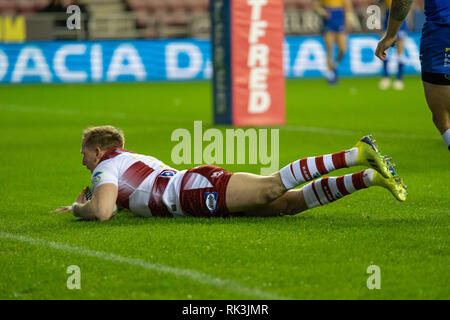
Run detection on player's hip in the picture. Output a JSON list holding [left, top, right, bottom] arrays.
[[127, 166, 235, 218], [323, 8, 345, 33], [173, 165, 237, 218], [420, 21, 450, 82]]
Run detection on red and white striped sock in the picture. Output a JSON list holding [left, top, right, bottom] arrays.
[[302, 169, 374, 209], [280, 147, 358, 190]]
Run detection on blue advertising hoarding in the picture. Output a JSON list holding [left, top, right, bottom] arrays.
[[0, 34, 421, 84]]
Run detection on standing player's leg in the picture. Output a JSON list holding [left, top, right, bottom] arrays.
[[322, 6, 345, 85], [393, 38, 405, 90], [419, 22, 450, 150], [336, 32, 347, 67], [331, 31, 347, 84], [226, 135, 396, 213], [331, 7, 346, 84], [379, 9, 392, 90], [324, 32, 337, 84], [240, 168, 407, 217], [379, 54, 391, 90], [393, 22, 408, 91], [423, 82, 450, 150]]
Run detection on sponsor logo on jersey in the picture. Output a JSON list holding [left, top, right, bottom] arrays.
[[160, 171, 175, 177], [204, 192, 218, 212], [92, 171, 103, 185], [445, 48, 450, 68], [211, 171, 224, 179]]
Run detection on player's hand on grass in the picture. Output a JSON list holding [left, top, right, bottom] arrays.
[[51, 206, 72, 214], [51, 186, 89, 214], [376, 35, 397, 61]]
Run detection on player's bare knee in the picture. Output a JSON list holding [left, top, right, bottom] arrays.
[[258, 176, 286, 205], [284, 204, 302, 216]]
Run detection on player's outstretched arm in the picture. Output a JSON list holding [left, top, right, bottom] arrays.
[[51, 186, 89, 214], [72, 184, 118, 221], [375, 0, 412, 60]]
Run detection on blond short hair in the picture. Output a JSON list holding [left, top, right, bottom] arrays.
[[82, 126, 125, 150]]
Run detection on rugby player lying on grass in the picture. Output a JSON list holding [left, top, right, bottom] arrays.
[[52, 126, 407, 221]]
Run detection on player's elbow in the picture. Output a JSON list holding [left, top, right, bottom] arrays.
[[96, 209, 113, 221]]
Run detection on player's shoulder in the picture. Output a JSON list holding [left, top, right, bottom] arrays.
[[91, 151, 124, 180], [91, 159, 120, 188], [97, 148, 136, 167]]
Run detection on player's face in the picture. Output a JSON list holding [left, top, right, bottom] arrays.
[[81, 143, 101, 172]]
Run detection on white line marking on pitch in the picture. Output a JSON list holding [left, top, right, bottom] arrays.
[[0, 232, 292, 300]]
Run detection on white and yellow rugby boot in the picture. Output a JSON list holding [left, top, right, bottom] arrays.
[[371, 168, 408, 202], [354, 135, 393, 178]]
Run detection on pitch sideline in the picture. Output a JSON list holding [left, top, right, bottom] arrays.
[[0, 232, 293, 300]]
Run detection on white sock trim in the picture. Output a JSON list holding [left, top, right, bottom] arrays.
[[302, 182, 320, 209], [345, 147, 358, 167], [280, 164, 298, 190], [343, 174, 356, 193], [363, 169, 374, 187]]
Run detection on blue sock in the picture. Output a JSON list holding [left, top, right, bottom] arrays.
[[397, 62, 404, 80], [383, 60, 389, 77]]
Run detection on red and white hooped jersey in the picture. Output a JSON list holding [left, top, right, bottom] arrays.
[[91, 148, 187, 218]]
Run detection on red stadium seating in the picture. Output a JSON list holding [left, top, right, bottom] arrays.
[[186, 0, 209, 12], [0, 0, 17, 14], [17, 0, 35, 14], [0, 0, 424, 40], [0, 0, 65, 14], [146, 0, 168, 13], [127, 0, 147, 12], [35, 0, 52, 11]]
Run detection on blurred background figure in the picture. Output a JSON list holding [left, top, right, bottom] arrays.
[[313, 0, 354, 85], [378, 0, 409, 91]]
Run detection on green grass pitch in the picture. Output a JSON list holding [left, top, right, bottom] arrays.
[[0, 76, 448, 299]]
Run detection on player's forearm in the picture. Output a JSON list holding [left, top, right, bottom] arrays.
[[385, 19, 403, 38], [386, 0, 412, 37], [72, 201, 110, 221], [72, 202, 97, 220], [390, 0, 412, 21]]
